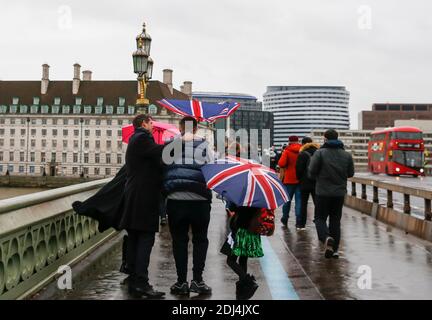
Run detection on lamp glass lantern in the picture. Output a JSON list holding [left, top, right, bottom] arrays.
[[132, 48, 149, 75], [146, 57, 153, 80], [136, 26, 152, 55]]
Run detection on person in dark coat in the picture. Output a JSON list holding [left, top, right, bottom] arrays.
[[308, 129, 355, 259], [117, 114, 165, 298], [295, 137, 320, 230], [162, 116, 214, 296]]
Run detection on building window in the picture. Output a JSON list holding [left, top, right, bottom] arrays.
[[106, 141, 112, 149], [117, 141, 123, 149], [41, 152, 46, 162], [10, 139, 14, 147], [0, 129, 4, 135], [73, 140, 78, 148], [107, 130, 112, 137], [52, 105, 60, 113], [31, 129, 36, 136], [30, 152, 35, 162], [62, 105, 70, 114], [52, 129, 57, 136], [117, 154, 122, 164], [0, 139, 3, 147], [0, 152, 3, 161], [105, 168, 111, 176], [19, 166, 24, 173], [95, 106, 103, 114], [106, 154, 111, 164], [63, 129, 68, 136], [107, 119, 112, 126], [96, 130, 101, 137], [9, 152, 14, 161], [20, 129, 25, 136], [73, 106, 81, 114], [74, 130, 79, 136], [97, 97, 104, 106], [96, 140, 100, 149], [73, 167, 78, 175], [20, 105, 28, 113], [117, 130, 122, 137], [10, 105, 17, 113], [75, 97, 82, 105], [20, 152, 24, 162], [84, 140, 89, 148], [0, 105, 7, 113], [10, 119, 15, 125], [96, 119, 101, 126], [62, 153, 67, 163], [54, 97, 61, 105], [20, 139, 25, 147], [63, 119, 68, 125], [74, 119, 79, 125], [95, 154, 100, 164], [41, 105, 49, 113], [12, 97, 19, 105], [30, 166, 35, 173], [148, 104, 157, 114], [8, 165, 13, 173], [73, 153, 78, 162], [84, 153, 89, 163], [85, 130, 90, 137], [84, 167, 89, 175], [95, 167, 100, 175], [119, 97, 125, 106], [118, 119, 123, 126], [42, 139, 46, 148], [84, 106, 92, 114], [106, 106, 113, 114], [117, 107, 125, 114], [128, 106, 135, 114], [31, 140, 36, 147], [31, 105, 39, 113], [63, 140, 68, 148], [42, 118, 47, 125], [52, 140, 57, 148], [42, 129, 47, 136], [10, 128, 15, 135]]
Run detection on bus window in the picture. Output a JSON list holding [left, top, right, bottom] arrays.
[[393, 150, 423, 167], [391, 132, 422, 140]]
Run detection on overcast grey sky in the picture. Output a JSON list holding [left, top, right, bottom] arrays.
[[1, 0, 431, 128]]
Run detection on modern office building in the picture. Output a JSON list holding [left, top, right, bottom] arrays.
[[0, 64, 191, 177], [263, 86, 350, 148], [359, 103, 432, 130]]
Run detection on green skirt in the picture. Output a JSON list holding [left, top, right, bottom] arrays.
[[232, 228, 264, 258]]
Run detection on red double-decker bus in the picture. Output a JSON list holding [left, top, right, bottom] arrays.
[[368, 126, 425, 177]]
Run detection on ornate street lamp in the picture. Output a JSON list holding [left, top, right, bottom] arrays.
[[133, 22, 153, 108]]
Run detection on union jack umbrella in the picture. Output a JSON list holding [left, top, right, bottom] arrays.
[[157, 99, 240, 123], [201, 156, 289, 210]]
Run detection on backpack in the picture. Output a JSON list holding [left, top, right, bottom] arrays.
[[248, 208, 275, 236]]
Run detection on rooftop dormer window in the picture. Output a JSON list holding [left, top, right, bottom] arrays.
[[12, 97, 19, 105], [33, 97, 40, 105], [75, 97, 82, 105], [54, 97, 61, 105], [119, 97, 125, 106], [97, 97, 103, 106]]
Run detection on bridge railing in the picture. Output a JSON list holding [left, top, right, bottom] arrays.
[[0, 178, 115, 300], [346, 176, 432, 241]]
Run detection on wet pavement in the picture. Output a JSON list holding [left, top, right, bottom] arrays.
[[47, 197, 432, 300]]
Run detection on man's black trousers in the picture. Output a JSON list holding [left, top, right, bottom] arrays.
[[166, 199, 211, 283]]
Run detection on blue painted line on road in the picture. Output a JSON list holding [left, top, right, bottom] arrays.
[[260, 237, 300, 300]]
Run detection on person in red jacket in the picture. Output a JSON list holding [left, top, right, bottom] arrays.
[[278, 136, 302, 228]]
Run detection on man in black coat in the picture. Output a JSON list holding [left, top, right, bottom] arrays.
[[295, 137, 320, 230], [117, 114, 165, 298], [308, 129, 355, 259]]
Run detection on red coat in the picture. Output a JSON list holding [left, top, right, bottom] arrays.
[[278, 143, 302, 184]]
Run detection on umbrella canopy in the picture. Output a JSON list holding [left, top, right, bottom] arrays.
[[157, 99, 240, 123], [122, 121, 180, 145], [201, 156, 289, 210]]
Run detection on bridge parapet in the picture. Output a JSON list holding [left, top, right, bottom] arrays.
[[346, 176, 432, 241], [0, 178, 114, 300]]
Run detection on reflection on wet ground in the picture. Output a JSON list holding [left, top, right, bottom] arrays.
[[49, 198, 432, 300]]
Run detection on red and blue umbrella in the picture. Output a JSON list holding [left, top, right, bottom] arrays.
[[157, 99, 240, 123], [201, 156, 289, 210]]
